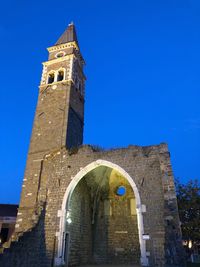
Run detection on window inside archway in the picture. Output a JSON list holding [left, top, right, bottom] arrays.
[[48, 73, 55, 84], [64, 166, 140, 266], [57, 70, 64, 82], [116, 186, 126, 196]]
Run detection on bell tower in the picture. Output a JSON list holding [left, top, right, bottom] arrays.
[[16, 23, 86, 231], [30, 22, 85, 153]]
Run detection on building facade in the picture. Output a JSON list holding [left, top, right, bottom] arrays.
[[0, 24, 185, 267], [0, 204, 18, 249]]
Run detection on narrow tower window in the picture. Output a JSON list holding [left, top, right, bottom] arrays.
[[48, 73, 55, 84], [57, 70, 64, 82]]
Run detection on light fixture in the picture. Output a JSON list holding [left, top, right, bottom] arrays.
[[66, 210, 72, 224]]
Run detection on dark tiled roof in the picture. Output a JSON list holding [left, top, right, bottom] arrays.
[[0, 204, 18, 217], [55, 23, 79, 46]]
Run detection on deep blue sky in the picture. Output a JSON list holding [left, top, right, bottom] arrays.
[[0, 0, 199, 204]]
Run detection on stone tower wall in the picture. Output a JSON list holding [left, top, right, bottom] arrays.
[[15, 33, 85, 233], [29, 82, 71, 154]]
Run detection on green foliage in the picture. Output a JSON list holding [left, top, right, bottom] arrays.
[[176, 179, 200, 244]]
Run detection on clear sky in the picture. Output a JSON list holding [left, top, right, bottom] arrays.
[[0, 0, 199, 204]]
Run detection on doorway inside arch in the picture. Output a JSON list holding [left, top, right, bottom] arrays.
[[64, 166, 141, 266]]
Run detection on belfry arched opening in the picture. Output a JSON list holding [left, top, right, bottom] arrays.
[[63, 166, 141, 266]]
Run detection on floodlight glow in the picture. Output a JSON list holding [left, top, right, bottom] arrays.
[[67, 218, 72, 224]]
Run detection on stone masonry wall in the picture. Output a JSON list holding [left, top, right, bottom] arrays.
[[106, 172, 140, 265], [41, 143, 182, 267], [159, 151, 185, 266], [66, 178, 92, 266], [66, 83, 84, 148], [0, 143, 184, 267], [0, 205, 51, 267], [92, 170, 140, 264], [16, 81, 84, 233], [29, 81, 71, 153]]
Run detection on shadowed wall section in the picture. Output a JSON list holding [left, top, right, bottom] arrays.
[[0, 204, 51, 267]]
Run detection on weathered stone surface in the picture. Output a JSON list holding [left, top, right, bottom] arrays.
[[0, 145, 185, 267]]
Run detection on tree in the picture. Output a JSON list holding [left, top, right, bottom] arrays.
[[176, 179, 200, 252]]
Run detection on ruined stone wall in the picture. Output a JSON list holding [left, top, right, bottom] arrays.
[[107, 175, 140, 265], [158, 151, 185, 265], [92, 171, 140, 264], [0, 206, 51, 267], [0, 144, 184, 267], [40, 143, 183, 267], [67, 178, 92, 266], [58, 166, 140, 265]]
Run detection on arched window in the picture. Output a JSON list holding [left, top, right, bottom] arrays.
[[48, 73, 55, 84], [57, 70, 64, 82]]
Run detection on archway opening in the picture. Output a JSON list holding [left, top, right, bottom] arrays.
[[64, 166, 141, 266], [47, 72, 55, 84], [57, 70, 64, 82]]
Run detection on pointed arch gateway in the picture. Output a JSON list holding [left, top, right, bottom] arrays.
[[56, 160, 149, 266]]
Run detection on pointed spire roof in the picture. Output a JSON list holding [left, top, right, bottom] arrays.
[[55, 22, 79, 46]]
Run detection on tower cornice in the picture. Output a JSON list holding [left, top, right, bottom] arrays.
[[47, 41, 85, 65], [47, 41, 79, 53]]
